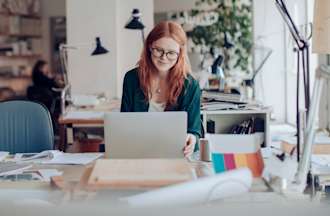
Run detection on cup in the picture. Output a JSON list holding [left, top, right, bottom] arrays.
[[200, 138, 212, 162]]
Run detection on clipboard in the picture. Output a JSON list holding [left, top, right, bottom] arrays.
[[87, 159, 195, 188]]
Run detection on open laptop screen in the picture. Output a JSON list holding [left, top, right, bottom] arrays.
[[104, 112, 187, 158]]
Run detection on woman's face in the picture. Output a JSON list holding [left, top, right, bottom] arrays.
[[40, 64, 50, 75], [150, 37, 180, 75]]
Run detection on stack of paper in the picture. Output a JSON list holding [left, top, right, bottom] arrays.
[[201, 102, 239, 111], [41, 153, 103, 165], [63, 111, 104, 120], [0, 152, 9, 162], [15, 151, 103, 165]]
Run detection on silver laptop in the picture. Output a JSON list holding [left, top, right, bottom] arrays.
[[104, 112, 187, 158]]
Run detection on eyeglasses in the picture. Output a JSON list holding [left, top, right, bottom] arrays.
[[150, 47, 179, 61]]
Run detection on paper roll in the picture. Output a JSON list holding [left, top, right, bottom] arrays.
[[121, 168, 252, 207]]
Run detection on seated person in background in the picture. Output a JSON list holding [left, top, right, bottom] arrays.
[[28, 60, 63, 119], [32, 60, 62, 91], [121, 21, 201, 158]]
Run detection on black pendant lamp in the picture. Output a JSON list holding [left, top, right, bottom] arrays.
[[91, 37, 109, 56], [125, 8, 145, 43]]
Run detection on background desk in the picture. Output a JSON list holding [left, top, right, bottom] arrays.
[[58, 115, 104, 151], [58, 99, 120, 151]]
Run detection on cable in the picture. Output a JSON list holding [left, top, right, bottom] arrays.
[[296, 50, 300, 162]]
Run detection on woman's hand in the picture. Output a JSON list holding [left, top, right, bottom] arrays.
[[183, 133, 196, 158]]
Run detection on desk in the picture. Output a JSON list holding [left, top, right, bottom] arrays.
[[0, 160, 328, 214], [0, 160, 269, 197], [58, 100, 120, 151], [58, 116, 104, 151]]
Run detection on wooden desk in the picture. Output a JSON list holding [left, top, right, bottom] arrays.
[[58, 100, 120, 151], [58, 116, 104, 151], [0, 159, 320, 212]]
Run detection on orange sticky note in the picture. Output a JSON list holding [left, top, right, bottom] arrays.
[[234, 154, 247, 168]]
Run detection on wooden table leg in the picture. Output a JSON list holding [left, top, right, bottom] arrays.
[[59, 123, 67, 152]]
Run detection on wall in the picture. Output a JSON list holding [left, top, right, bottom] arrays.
[[252, 0, 287, 122], [66, 0, 153, 98], [116, 0, 154, 97], [154, 0, 197, 13], [41, 0, 66, 67], [66, 0, 116, 98]]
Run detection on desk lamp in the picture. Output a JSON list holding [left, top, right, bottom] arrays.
[[275, 0, 312, 163], [125, 8, 145, 43], [59, 37, 109, 114], [295, 0, 330, 185]]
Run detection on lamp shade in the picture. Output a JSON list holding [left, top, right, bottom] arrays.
[[312, 0, 330, 54], [125, 8, 145, 30], [91, 37, 109, 56]]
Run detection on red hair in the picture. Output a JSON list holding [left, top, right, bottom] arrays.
[[138, 21, 191, 106]]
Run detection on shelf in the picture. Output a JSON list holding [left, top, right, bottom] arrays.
[[0, 75, 32, 79], [0, 54, 41, 59], [201, 109, 271, 115], [0, 33, 42, 38], [0, 12, 41, 19]]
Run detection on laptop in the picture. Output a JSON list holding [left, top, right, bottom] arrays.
[[104, 112, 187, 158]]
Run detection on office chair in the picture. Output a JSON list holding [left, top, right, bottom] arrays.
[[27, 85, 62, 133], [121, 168, 252, 207], [0, 100, 54, 153]]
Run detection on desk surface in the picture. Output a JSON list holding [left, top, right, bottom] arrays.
[[0, 160, 269, 191], [0, 160, 327, 213], [58, 116, 103, 125], [59, 100, 120, 125]]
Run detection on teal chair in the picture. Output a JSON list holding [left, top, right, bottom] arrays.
[[0, 100, 54, 153]]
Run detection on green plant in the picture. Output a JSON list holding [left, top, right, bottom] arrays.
[[184, 0, 253, 76]]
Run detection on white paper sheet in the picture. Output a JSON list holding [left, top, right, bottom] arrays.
[[263, 155, 298, 181], [38, 169, 63, 181], [63, 111, 104, 120], [41, 153, 103, 165]]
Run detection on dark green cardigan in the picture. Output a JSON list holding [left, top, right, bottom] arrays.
[[120, 68, 202, 141]]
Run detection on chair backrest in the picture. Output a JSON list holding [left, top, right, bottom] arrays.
[[0, 100, 54, 153]]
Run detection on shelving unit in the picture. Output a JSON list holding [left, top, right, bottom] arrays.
[[201, 108, 271, 147], [0, 0, 42, 100]]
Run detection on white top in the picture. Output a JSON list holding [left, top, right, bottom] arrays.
[[148, 100, 165, 112]]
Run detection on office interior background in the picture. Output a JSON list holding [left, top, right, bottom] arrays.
[[0, 0, 329, 137], [2, 0, 330, 213]]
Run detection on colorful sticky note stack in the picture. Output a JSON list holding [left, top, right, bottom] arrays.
[[212, 150, 264, 177]]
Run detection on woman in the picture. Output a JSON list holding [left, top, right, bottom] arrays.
[[29, 60, 62, 114], [121, 21, 201, 157], [32, 60, 60, 90]]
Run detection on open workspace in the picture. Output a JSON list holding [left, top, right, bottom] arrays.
[[0, 0, 330, 215]]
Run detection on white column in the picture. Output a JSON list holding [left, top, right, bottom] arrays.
[[66, 0, 154, 99]]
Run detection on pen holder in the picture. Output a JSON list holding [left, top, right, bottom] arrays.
[[200, 138, 212, 162]]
